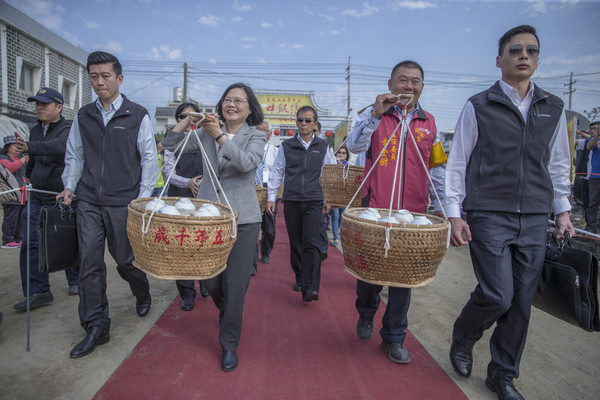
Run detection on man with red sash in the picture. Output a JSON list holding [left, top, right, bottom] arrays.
[[346, 60, 445, 363]]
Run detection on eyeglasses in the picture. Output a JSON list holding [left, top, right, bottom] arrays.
[[337, 151, 347, 155], [297, 118, 314, 124], [506, 45, 540, 58], [222, 98, 248, 106], [176, 113, 188, 120]]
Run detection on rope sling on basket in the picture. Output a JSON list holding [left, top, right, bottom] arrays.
[[340, 94, 451, 288], [127, 112, 238, 280]]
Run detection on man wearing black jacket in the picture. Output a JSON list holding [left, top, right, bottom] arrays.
[[13, 87, 79, 311]]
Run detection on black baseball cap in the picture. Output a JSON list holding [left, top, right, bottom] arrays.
[[27, 87, 64, 105]]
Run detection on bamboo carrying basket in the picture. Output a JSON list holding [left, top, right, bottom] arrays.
[[340, 207, 450, 287], [256, 185, 267, 213], [127, 197, 238, 280], [321, 164, 364, 208]]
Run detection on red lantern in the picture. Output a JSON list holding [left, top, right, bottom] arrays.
[[325, 130, 332, 138], [287, 129, 294, 136], [274, 129, 280, 136]]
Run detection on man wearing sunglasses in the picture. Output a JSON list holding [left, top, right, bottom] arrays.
[[446, 25, 574, 400], [267, 106, 335, 302]]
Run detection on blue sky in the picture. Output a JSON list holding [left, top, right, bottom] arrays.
[[7, 0, 600, 131]]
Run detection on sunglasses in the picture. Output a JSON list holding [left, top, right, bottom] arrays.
[[297, 118, 314, 123], [506, 45, 540, 59], [177, 113, 188, 120]]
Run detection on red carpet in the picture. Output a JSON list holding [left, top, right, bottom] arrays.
[[95, 208, 466, 400]]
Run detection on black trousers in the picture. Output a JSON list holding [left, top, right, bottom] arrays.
[[356, 281, 411, 343], [587, 179, 600, 230], [2, 203, 23, 245], [319, 212, 328, 254], [260, 199, 278, 258], [453, 211, 547, 385], [283, 200, 323, 293], [205, 222, 260, 351], [175, 279, 206, 299], [76, 201, 150, 332]]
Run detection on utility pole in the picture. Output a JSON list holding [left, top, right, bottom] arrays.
[[346, 56, 352, 136], [183, 62, 188, 102], [563, 72, 576, 109]]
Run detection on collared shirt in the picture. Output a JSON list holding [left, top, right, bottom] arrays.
[[346, 104, 445, 211], [444, 80, 571, 218], [262, 142, 279, 184], [267, 134, 336, 202], [62, 95, 158, 197]]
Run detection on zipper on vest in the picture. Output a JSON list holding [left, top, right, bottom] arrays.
[[516, 124, 527, 213], [98, 124, 107, 200], [302, 146, 308, 200]]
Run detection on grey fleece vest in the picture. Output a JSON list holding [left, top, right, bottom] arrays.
[[76, 95, 148, 206], [462, 81, 564, 214], [282, 134, 328, 202]]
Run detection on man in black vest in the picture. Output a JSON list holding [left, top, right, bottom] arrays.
[[267, 106, 335, 302], [59, 51, 158, 358], [445, 25, 574, 400], [12, 88, 79, 312]]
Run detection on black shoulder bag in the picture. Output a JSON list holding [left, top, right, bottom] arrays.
[[533, 232, 599, 332], [36, 200, 80, 273]]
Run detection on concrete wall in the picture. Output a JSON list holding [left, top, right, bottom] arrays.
[[0, 1, 92, 121]]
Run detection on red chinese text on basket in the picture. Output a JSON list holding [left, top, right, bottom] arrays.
[[345, 253, 369, 272], [342, 228, 364, 247], [154, 226, 225, 246]]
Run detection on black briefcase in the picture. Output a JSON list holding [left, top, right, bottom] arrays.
[[36, 201, 79, 273], [533, 233, 600, 332]]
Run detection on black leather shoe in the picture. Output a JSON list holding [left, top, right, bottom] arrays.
[[13, 291, 54, 311], [450, 336, 473, 378], [302, 290, 319, 302], [485, 378, 524, 400], [356, 317, 374, 340], [199, 282, 209, 298], [321, 252, 328, 261], [293, 282, 302, 292], [222, 350, 238, 372], [381, 341, 410, 364], [69, 327, 110, 358], [136, 295, 152, 317], [261, 256, 271, 264], [180, 295, 194, 311]]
